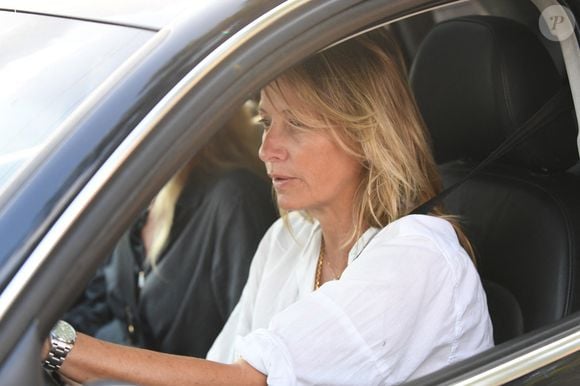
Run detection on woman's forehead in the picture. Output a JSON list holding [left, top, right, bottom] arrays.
[[259, 82, 302, 115]]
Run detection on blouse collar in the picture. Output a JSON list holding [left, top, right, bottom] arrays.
[[347, 226, 380, 264]]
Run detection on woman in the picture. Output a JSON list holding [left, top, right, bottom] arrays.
[[43, 30, 493, 385], [63, 103, 278, 358]]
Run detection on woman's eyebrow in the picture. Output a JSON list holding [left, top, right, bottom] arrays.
[[258, 107, 293, 118]]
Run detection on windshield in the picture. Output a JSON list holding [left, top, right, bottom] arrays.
[[0, 11, 153, 191]]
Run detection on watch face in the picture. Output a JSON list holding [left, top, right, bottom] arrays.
[[52, 320, 76, 344]]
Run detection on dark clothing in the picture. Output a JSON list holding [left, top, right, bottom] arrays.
[[65, 169, 277, 358]]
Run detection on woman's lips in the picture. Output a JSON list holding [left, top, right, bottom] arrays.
[[269, 174, 296, 189]]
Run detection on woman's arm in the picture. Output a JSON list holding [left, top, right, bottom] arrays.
[[54, 333, 266, 386]]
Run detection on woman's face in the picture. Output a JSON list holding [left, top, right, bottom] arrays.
[[258, 86, 362, 215]]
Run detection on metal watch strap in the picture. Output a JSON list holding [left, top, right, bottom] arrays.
[[43, 321, 76, 372], [43, 338, 73, 371]]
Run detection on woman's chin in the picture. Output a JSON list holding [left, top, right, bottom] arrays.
[[276, 198, 302, 212]]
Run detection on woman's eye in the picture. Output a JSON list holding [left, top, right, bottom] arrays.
[[288, 118, 304, 128], [258, 118, 272, 129]]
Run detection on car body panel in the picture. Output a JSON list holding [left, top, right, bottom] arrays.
[[0, 0, 203, 30]]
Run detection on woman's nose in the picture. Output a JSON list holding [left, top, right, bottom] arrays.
[[258, 127, 287, 162]]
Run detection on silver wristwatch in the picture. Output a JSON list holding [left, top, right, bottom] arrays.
[[43, 320, 76, 372]]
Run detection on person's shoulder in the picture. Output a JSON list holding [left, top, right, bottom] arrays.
[[186, 168, 273, 210], [379, 215, 460, 251], [350, 215, 472, 285], [210, 168, 269, 196], [364, 214, 470, 271]]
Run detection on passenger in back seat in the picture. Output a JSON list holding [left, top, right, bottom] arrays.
[[64, 103, 278, 359], [44, 29, 493, 386]]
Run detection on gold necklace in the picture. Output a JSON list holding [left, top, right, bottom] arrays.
[[314, 238, 342, 290], [314, 240, 324, 290]]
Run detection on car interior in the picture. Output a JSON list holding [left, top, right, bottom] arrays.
[[377, 0, 580, 355], [408, 13, 579, 346], [390, 2, 580, 382]]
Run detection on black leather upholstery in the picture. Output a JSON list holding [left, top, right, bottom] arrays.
[[410, 16, 579, 344], [411, 16, 577, 171]]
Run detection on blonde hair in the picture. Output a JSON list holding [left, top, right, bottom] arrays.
[[266, 29, 474, 259], [146, 102, 264, 264]]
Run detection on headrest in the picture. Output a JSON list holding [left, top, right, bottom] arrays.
[[410, 16, 577, 172]]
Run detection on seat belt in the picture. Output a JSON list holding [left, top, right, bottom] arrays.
[[411, 85, 574, 215]]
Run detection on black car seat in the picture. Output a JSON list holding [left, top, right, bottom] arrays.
[[409, 15, 579, 344]]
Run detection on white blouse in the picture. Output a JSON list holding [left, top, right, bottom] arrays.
[[206, 213, 494, 385]]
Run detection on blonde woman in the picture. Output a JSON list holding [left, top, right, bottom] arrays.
[[45, 30, 493, 385], [64, 104, 277, 358]]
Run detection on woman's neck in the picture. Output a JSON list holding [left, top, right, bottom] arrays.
[[315, 210, 357, 270], [308, 188, 364, 275]]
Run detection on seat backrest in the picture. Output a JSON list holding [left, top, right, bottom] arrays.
[[410, 15, 579, 344]]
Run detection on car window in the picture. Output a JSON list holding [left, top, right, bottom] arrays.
[[0, 12, 152, 192]]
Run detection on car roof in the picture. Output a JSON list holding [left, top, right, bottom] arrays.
[[0, 0, 205, 30]]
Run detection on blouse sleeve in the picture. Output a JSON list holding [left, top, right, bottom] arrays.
[[235, 231, 492, 385]]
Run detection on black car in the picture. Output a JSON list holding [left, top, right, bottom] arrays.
[[0, 0, 579, 384]]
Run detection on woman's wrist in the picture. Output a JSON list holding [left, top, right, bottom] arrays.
[[41, 337, 50, 361], [42, 320, 77, 372]]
